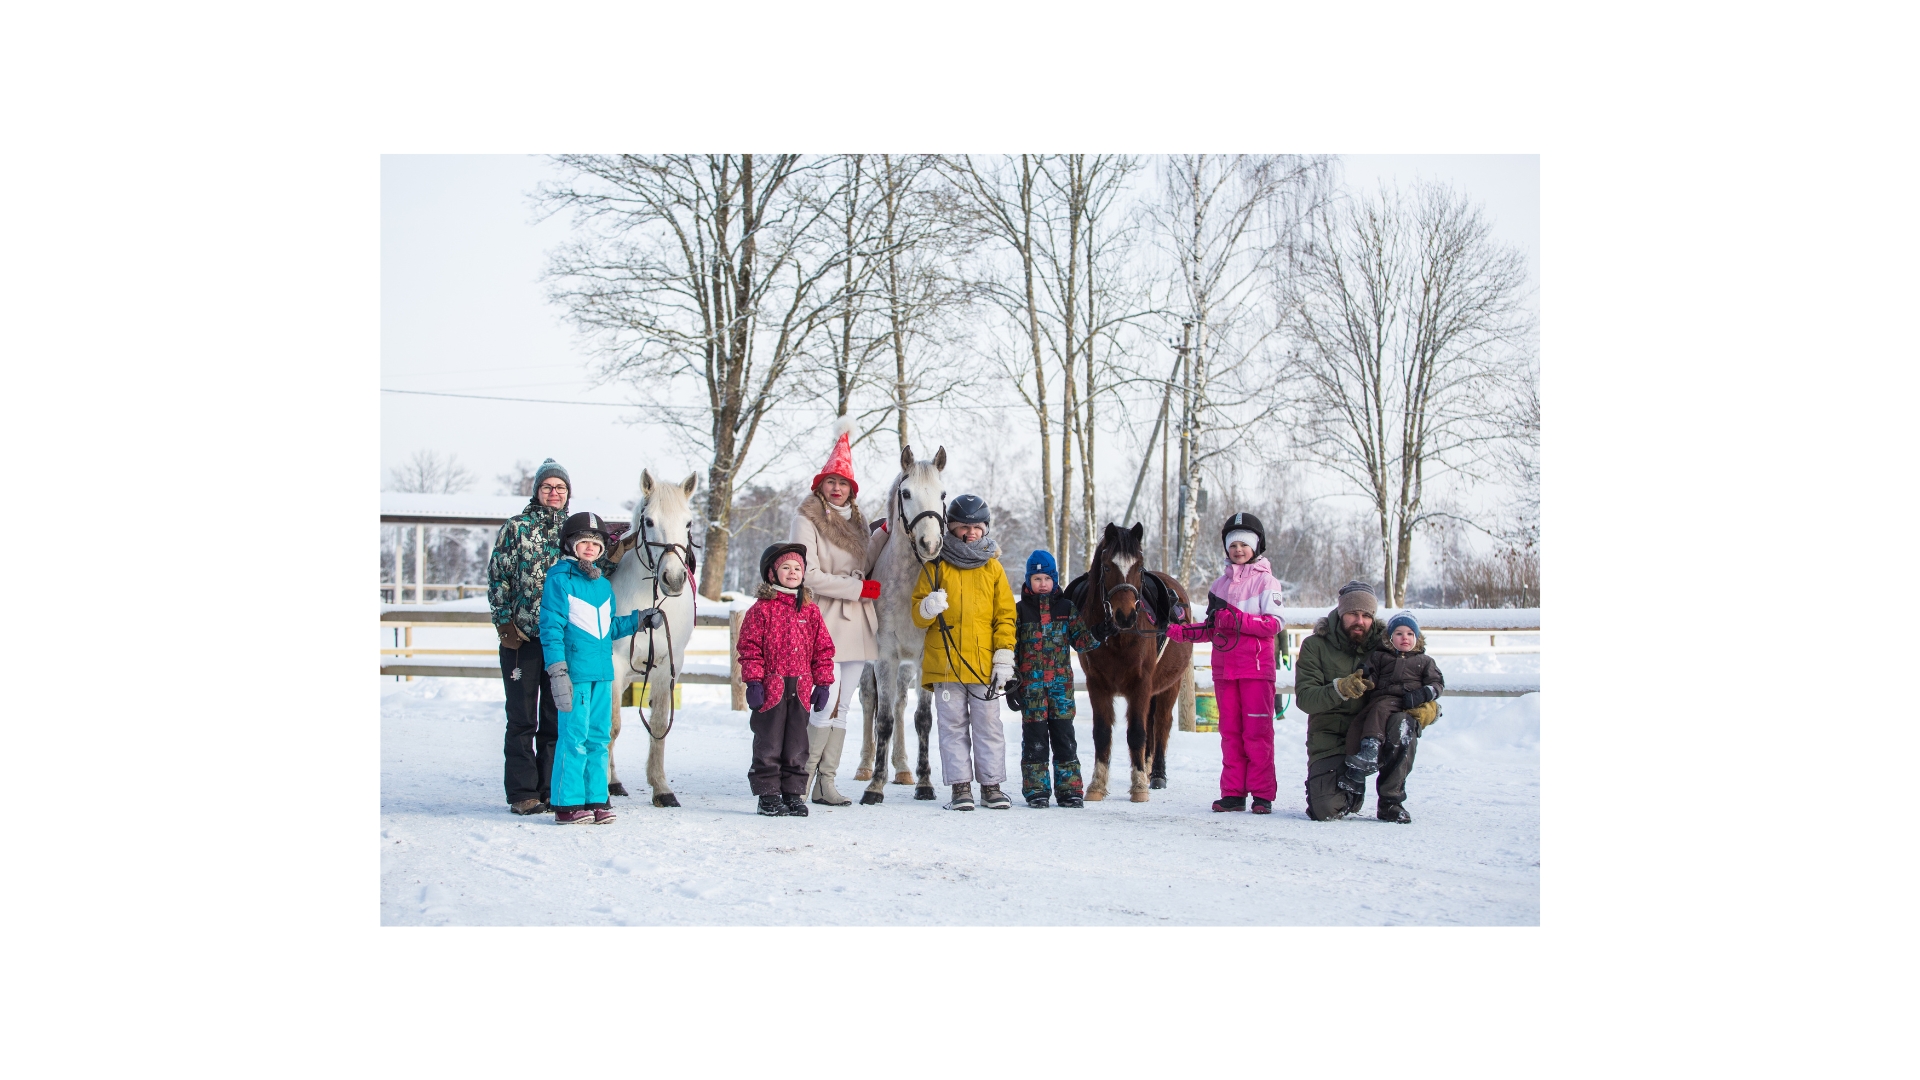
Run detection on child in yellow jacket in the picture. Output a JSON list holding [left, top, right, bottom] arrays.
[[910, 494, 1017, 810]]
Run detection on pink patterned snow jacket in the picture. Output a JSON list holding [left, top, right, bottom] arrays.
[[735, 582, 838, 708], [1165, 557, 1284, 681]]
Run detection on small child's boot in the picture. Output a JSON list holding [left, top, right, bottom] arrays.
[[1022, 762, 1052, 808], [980, 783, 1012, 810], [757, 794, 788, 817], [1338, 737, 1381, 797], [782, 793, 809, 817], [944, 782, 975, 811], [1054, 760, 1085, 807], [1212, 795, 1247, 812]]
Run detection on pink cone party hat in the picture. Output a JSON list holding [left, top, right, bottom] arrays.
[[811, 416, 859, 498]]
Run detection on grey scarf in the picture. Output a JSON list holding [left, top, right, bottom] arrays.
[[940, 533, 1000, 570]]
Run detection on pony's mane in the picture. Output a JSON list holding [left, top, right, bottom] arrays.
[[1101, 523, 1143, 560]]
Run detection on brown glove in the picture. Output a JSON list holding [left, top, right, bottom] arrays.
[[1407, 700, 1440, 729], [1334, 671, 1374, 700], [497, 623, 529, 648]]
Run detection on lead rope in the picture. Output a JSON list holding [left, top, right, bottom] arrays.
[[931, 558, 1002, 703]]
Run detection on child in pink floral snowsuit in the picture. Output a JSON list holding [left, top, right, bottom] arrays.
[[1166, 513, 1286, 814], [735, 542, 837, 817]]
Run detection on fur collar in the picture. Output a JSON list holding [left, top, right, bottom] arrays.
[[797, 490, 868, 561], [755, 581, 812, 608]]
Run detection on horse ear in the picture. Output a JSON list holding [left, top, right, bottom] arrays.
[[1130, 522, 1144, 542], [933, 445, 947, 471], [641, 469, 655, 496], [682, 472, 698, 497], [901, 444, 915, 469]]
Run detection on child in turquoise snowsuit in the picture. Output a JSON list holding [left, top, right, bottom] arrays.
[[1011, 550, 1108, 808], [538, 513, 662, 824]]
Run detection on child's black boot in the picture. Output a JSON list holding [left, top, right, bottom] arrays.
[[1022, 762, 1051, 808], [1338, 737, 1381, 797], [1054, 760, 1085, 807], [757, 794, 788, 817], [782, 793, 809, 817]]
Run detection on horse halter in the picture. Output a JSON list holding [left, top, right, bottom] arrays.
[[633, 500, 697, 598], [1091, 542, 1160, 638], [897, 488, 946, 565]]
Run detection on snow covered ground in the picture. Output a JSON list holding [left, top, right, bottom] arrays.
[[381, 649, 1539, 926]]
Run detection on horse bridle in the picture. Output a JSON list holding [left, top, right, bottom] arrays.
[[623, 498, 699, 737], [1090, 542, 1164, 639]]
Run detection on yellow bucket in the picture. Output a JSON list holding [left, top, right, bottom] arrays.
[[625, 682, 684, 709], [1195, 688, 1219, 733]]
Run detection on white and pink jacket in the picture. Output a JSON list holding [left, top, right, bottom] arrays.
[[1166, 557, 1285, 682]]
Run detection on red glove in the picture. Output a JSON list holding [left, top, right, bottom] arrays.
[[860, 579, 882, 600]]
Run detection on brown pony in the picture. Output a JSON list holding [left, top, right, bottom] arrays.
[[1074, 522, 1193, 802]]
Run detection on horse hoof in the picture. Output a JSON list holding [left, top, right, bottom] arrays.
[[914, 786, 936, 800], [1085, 790, 1106, 802], [854, 768, 874, 781], [1131, 790, 1151, 803], [652, 792, 680, 808], [608, 782, 629, 797], [892, 771, 915, 785], [1149, 776, 1166, 790], [860, 791, 885, 805]]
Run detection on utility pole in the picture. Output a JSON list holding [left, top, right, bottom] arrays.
[[1173, 320, 1193, 577], [1122, 323, 1189, 531]]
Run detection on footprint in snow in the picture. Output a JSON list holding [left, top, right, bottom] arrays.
[[418, 883, 458, 917]]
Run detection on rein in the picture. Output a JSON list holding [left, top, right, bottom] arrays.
[[622, 498, 697, 739]]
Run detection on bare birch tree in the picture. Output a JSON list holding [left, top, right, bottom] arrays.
[[1151, 154, 1332, 588], [538, 154, 850, 599], [1279, 180, 1533, 606]]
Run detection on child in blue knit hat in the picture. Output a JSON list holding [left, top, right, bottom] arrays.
[[1340, 611, 1446, 823], [1009, 550, 1109, 808]]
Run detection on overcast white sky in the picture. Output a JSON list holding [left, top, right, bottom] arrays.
[[382, 154, 1538, 508]]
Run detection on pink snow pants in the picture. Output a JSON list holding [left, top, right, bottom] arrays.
[[1216, 678, 1277, 801]]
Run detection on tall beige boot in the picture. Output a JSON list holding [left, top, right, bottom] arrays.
[[804, 723, 829, 792], [812, 725, 853, 806]]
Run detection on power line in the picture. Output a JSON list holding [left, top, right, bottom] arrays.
[[383, 388, 638, 407]]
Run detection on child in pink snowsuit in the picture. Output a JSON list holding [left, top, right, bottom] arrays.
[[1166, 513, 1285, 814]]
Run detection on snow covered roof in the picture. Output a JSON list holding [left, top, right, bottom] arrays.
[[381, 491, 632, 526]]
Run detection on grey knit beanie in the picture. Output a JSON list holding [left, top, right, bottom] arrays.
[[533, 458, 570, 497], [1335, 580, 1378, 617], [1386, 611, 1420, 636]]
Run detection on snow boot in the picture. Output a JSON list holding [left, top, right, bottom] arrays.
[[783, 793, 809, 817], [1021, 762, 1052, 806], [554, 809, 593, 825], [810, 726, 854, 806], [592, 808, 617, 825], [1378, 801, 1412, 824], [1338, 737, 1381, 796], [1250, 797, 1273, 815], [510, 799, 548, 815], [757, 794, 788, 817], [980, 783, 1012, 810], [1212, 795, 1246, 812], [1054, 760, 1085, 807], [944, 783, 975, 811]]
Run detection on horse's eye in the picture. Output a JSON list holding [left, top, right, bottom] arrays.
[[902, 492, 910, 500], [644, 518, 654, 527]]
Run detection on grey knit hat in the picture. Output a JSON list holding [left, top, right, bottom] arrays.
[[533, 459, 570, 498], [1335, 580, 1379, 617]]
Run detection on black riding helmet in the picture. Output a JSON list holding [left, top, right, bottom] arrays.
[[1219, 511, 1267, 559], [561, 511, 609, 557], [759, 541, 809, 584], [947, 493, 990, 527]]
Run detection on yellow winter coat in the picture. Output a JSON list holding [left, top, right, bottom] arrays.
[[911, 557, 1017, 686]]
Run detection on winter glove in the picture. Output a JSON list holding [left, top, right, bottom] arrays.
[[546, 662, 574, 711], [810, 684, 832, 711], [1407, 700, 1441, 729], [1400, 685, 1438, 710], [1209, 607, 1240, 631], [860, 579, 882, 600], [919, 589, 949, 619], [1333, 670, 1374, 701], [633, 606, 667, 631], [497, 623, 529, 648], [990, 648, 1014, 689], [1003, 678, 1025, 711], [744, 681, 766, 711]]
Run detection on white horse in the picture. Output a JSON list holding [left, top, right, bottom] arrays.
[[607, 469, 700, 807], [861, 444, 948, 805]]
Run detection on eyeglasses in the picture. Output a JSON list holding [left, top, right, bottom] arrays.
[[538, 483, 568, 494]]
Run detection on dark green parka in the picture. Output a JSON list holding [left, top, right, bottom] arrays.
[[1293, 609, 1389, 763]]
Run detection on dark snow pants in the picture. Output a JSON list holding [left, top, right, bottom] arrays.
[[1307, 717, 1419, 820], [1347, 694, 1413, 755], [500, 637, 559, 805], [749, 678, 810, 797], [1020, 709, 1081, 803]]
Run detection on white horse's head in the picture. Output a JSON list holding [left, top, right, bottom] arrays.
[[636, 469, 699, 596], [893, 444, 948, 563]]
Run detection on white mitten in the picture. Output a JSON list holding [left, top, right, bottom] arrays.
[[990, 648, 1014, 688], [919, 589, 949, 619]]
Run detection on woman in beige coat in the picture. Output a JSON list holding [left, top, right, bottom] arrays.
[[786, 420, 886, 805]]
